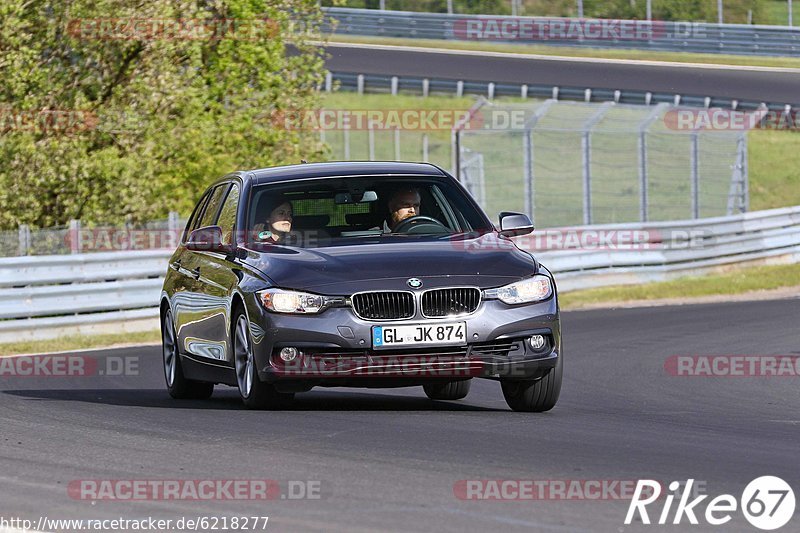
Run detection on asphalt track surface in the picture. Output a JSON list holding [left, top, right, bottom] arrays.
[[324, 43, 800, 105], [1, 298, 799, 532]]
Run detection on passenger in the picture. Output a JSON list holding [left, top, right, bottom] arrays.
[[256, 194, 293, 243]]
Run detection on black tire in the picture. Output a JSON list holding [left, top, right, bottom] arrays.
[[162, 309, 214, 400], [500, 355, 562, 412], [232, 307, 294, 410], [423, 379, 471, 401]]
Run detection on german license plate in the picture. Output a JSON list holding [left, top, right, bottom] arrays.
[[372, 322, 467, 349]]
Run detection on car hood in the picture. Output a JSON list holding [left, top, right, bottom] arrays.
[[243, 233, 537, 294]]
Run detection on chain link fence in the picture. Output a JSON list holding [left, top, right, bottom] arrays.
[[455, 99, 749, 226], [1, 213, 186, 258]]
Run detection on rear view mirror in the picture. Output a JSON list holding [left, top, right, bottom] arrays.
[[186, 225, 234, 254], [498, 212, 534, 237], [335, 190, 378, 204]]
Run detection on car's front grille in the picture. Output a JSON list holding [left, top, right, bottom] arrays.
[[421, 288, 481, 318], [351, 291, 415, 320]]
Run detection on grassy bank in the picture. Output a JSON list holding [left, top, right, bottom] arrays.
[[560, 263, 800, 309], [0, 330, 161, 357]]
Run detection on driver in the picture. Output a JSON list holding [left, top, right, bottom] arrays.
[[383, 188, 421, 233]]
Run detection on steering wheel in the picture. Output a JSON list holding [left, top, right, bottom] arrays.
[[392, 215, 450, 234]]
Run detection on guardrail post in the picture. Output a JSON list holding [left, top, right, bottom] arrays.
[[18, 224, 31, 256], [357, 74, 364, 95], [69, 219, 82, 254], [487, 82, 495, 100], [394, 128, 401, 160], [422, 133, 429, 162], [390, 76, 398, 95], [343, 128, 351, 159], [521, 84, 528, 99], [690, 132, 700, 218], [456, 80, 463, 97], [324, 72, 332, 92], [422, 78, 429, 97]]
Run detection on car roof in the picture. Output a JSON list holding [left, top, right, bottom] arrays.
[[245, 161, 448, 186]]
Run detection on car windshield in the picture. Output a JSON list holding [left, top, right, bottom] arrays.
[[245, 176, 493, 248]]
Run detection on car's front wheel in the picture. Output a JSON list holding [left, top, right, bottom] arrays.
[[162, 309, 214, 400], [500, 356, 562, 412], [233, 308, 294, 410], [423, 379, 471, 401]]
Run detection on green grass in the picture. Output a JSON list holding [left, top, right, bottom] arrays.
[[560, 263, 800, 309], [329, 35, 800, 69], [748, 129, 800, 210], [0, 329, 161, 356]]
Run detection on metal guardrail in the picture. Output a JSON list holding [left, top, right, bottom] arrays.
[[328, 72, 795, 112], [1, 206, 798, 342], [325, 7, 800, 57]]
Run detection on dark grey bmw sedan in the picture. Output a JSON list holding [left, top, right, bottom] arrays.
[[160, 161, 561, 412]]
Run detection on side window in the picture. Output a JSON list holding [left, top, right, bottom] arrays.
[[197, 184, 230, 228], [216, 183, 240, 246], [183, 192, 211, 243]]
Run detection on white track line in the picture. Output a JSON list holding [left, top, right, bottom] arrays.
[[325, 41, 800, 73]]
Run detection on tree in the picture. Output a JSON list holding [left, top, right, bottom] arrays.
[[0, 0, 327, 229]]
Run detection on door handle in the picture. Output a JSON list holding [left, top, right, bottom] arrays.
[[170, 260, 181, 271], [190, 267, 201, 280]]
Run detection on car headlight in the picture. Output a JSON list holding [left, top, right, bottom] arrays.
[[258, 289, 325, 314], [486, 275, 552, 305]]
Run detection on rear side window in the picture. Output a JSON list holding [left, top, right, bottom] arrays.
[[198, 184, 230, 228]]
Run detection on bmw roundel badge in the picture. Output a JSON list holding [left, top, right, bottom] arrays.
[[407, 278, 423, 288]]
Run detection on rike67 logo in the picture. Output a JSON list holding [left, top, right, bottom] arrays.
[[625, 477, 795, 530]]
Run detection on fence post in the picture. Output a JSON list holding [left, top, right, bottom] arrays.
[[324, 72, 332, 92], [69, 219, 82, 254], [637, 102, 668, 222], [422, 133, 429, 162], [368, 125, 375, 160], [394, 128, 401, 160], [523, 129, 534, 221], [18, 224, 31, 256], [690, 132, 700, 218], [581, 130, 592, 225], [168, 211, 180, 249], [343, 128, 351, 159], [580, 102, 614, 225]]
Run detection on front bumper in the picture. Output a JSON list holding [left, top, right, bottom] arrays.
[[249, 295, 560, 388]]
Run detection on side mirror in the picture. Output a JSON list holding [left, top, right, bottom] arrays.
[[186, 225, 234, 254], [498, 212, 534, 237]]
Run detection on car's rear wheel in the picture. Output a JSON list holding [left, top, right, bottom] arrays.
[[500, 356, 562, 412], [423, 379, 471, 401], [233, 309, 294, 410], [162, 309, 214, 399]]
